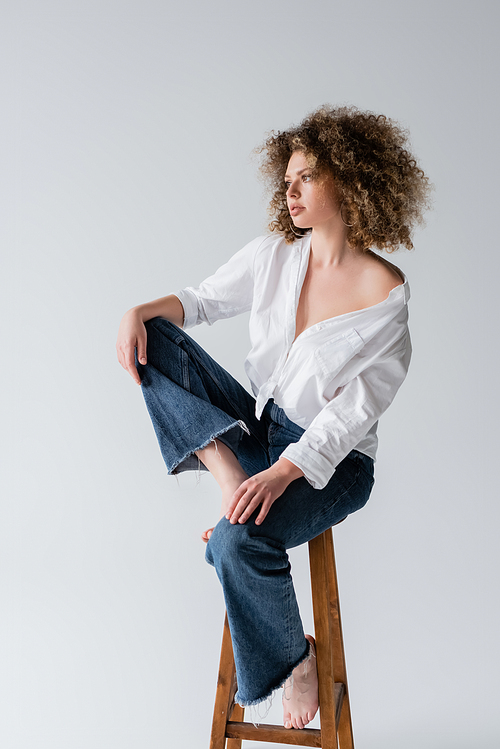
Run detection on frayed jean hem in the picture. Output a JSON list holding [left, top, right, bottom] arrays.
[[168, 419, 250, 475], [234, 638, 312, 708]]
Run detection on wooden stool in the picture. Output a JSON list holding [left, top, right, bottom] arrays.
[[209, 526, 354, 748]]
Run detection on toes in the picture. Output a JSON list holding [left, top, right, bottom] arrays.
[[201, 528, 215, 543], [305, 633, 316, 655], [283, 695, 292, 729]]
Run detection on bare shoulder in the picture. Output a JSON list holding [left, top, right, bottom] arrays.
[[357, 250, 405, 305]]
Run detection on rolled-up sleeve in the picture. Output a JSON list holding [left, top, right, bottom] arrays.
[[281, 336, 411, 489], [174, 236, 266, 329]]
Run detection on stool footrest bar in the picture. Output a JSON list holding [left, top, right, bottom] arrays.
[[226, 722, 322, 746], [225, 682, 344, 747]]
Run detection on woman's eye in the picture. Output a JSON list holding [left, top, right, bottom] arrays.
[[302, 174, 312, 182], [284, 182, 291, 189]]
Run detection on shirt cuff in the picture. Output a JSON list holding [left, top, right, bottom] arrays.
[[280, 443, 335, 490], [173, 289, 199, 329]]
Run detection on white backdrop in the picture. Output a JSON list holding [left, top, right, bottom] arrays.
[[2, 1, 499, 747]]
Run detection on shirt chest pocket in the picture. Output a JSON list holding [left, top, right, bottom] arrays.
[[314, 328, 365, 380]]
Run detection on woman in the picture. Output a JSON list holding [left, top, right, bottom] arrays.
[[116, 105, 431, 730]]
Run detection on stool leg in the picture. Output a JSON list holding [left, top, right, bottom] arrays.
[[209, 614, 238, 749], [226, 703, 244, 749], [324, 528, 354, 749], [309, 530, 339, 749]]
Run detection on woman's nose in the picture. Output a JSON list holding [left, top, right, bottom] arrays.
[[287, 181, 299, 198]]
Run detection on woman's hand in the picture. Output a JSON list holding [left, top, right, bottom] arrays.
[[116, 295, 184, 384], [116, 307, 148, 384], [226, 459, 304, 526]]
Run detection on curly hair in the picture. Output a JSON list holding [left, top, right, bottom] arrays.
[[255, 105, 432, 251]]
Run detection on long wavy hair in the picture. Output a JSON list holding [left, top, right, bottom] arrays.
[[255, 105, 432, 250]]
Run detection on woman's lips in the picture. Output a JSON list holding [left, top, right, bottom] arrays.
[[290, 205, 305, 216]]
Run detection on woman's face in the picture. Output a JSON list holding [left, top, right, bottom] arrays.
[[285, 151, 340, 230]]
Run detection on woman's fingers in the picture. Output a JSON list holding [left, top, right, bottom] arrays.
[[131, 330, 147, 384], [227, 492, 255, 524], [226, 484, 252, 523], [232, 493, 271, 525], [227, 482, 270, 524], [121, 340, 141, 384], [237, 494, 265, 524], [116, 311, 147, 384], [129, 360, 142, 385], [225, 483, 247, 518], [136, 330, 147, 366], [255, 501, 272, 525]]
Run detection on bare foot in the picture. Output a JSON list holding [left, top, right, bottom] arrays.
[[282, 635, 319, 730], [201, 527, 215, 543]]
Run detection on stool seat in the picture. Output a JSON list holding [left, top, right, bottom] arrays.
[[209, 526, 355, 749]]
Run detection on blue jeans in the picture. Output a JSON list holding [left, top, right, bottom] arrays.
[[137, 318, 375, 706]]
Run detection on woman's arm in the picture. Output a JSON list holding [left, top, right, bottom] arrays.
[[117, 236, 265, 383], [116, 294, 184, 384], [281, 336, 411, 489]]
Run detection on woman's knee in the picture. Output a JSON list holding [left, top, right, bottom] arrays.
[[205, 518, 248, 568], [206, 517, 287, 574], [142, 317, 190, 379]]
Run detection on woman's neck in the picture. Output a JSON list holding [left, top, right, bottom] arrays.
[[309, 221, 358, 268]]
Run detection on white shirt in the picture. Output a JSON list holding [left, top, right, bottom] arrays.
[[175, 234, 411, 490]]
